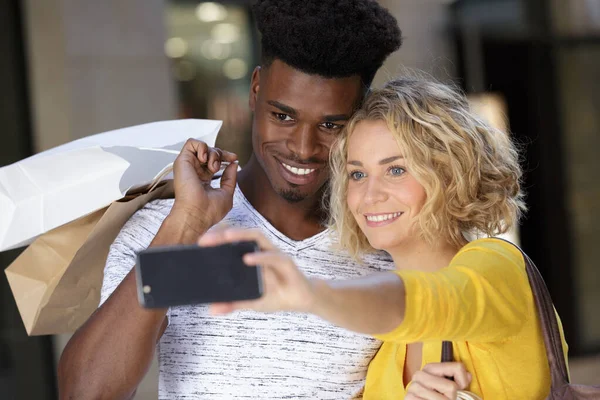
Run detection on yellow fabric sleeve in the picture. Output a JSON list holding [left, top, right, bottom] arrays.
[[374, 239, 533, 343]]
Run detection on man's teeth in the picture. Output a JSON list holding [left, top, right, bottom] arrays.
[[366, 212, 402, 222], [282, 162, 315, 176]]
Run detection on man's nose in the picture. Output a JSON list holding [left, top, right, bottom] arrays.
[[286, 124, 321, 161]]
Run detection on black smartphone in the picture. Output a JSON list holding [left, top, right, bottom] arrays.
[[135, 241, 263, 308]]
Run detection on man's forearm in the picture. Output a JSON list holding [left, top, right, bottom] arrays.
[[58, 212, 209, 400], [309, 272, 406, 336]]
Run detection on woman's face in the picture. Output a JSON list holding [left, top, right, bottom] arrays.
[[346, 120, 427, 251]]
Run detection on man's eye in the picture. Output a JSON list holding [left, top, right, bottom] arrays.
[[321, 122, 343, 130], [274, 113, 293, 122], [349, 171, 365, 181]]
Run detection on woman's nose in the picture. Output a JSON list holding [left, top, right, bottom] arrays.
[[362, 176, 388, 205]]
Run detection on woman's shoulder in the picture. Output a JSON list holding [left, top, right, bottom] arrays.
[[452, 237, 526, 272]]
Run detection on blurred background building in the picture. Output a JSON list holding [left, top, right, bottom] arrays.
[[0, 0, 598, 398]]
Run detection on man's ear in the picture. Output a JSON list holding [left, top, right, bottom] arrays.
[[249, 66, 261, 111]]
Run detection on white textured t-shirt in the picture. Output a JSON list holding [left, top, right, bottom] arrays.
[[100, 184, 394, 399]]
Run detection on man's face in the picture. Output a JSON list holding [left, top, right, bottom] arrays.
[[249, 60, 363, 203]]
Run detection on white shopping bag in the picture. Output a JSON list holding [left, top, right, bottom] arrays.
[[0, 119, 222, 251]]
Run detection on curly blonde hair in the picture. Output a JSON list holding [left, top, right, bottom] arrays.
[[327, 77, 526, 259]]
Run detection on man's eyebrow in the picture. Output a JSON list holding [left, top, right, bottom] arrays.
[[267, 101, 349, 122], [323, 114, 351, 122], [347, 156, 404, 167], [267, 100, 296, 116]]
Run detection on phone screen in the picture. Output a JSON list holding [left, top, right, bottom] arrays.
[[135, 241, 263, 308]]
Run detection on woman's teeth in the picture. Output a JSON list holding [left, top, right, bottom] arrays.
[[366, 212, 402, 222], [282, 162, 315, 176]]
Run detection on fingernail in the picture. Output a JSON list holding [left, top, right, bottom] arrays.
[[243, 254, 254, 262]]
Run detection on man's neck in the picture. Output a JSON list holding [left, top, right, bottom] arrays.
[[237, 156, 327, 241]]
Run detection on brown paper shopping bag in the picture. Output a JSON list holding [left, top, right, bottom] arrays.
[[4, 180, 174, 336]]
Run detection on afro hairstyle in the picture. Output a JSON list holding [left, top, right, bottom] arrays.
[[252, 0, 402, 87]]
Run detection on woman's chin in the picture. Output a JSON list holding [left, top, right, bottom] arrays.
[[366, 238, 396, 253]]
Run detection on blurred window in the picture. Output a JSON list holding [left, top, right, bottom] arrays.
[[555, 44, 600, 351], [166, 1, 257, 164]]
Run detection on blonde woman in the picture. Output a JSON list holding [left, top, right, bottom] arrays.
[[199, 77, 569, 399]]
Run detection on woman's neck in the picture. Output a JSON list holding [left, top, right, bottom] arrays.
[[386, 238, 463, 272]]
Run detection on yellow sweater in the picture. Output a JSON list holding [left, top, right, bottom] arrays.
[[364, 238, 568, 400]]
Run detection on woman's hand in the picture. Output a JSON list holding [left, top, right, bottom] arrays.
[[406, 362, 472, 400], [197, 228, 317, 314]]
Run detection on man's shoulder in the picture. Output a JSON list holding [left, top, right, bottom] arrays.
[[317, 233, 392, 263], [361, 249, 394, 265], [129, 198, 174, 229], [108, 198, 173, 249], [307, 233, 394, 274], [124, 189, 254, 237]]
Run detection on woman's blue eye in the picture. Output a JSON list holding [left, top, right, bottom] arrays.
[[389, 166, 405, 176], [350, 171, 365, 181]]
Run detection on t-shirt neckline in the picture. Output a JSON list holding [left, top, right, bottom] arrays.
[[234, 185, 330, 249]]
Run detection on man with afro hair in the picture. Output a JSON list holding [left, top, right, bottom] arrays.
[[59, 1, 402, 399]]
